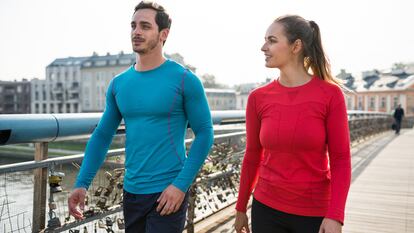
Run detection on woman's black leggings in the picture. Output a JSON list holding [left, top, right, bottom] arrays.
[[251, 198, 324, 233]]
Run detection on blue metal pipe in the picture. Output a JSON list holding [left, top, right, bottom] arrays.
[[0, 111, 246, 145]]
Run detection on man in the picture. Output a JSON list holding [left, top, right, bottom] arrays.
[[68, 2, 214, 232], [393, 104, 405, 134]]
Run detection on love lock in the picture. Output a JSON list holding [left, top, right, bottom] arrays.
[[105, 216, 115, 233], [48, 201, 57, 210], [83, 194, 88, 205], [105, 216, 113, 227], [98, 219, 106, 229], [109, 177, 116, 186], [113, 168, 124, 179], [83, 206, 97, 218], [47, 211, 61, 229], [49, 171, 65, 193], [105, 171, 113, 180], [112, 193, 118, 205], [103, 185, 114, 197], [96, 196, 107, 209], [116, 181, 123, 190], [94, 186, 104, 196], [117, 218, 125, 230]]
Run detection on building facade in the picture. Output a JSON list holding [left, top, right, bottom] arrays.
[[43, 56, 86, 113], [81, 52, 135, 112], [337, 68, 414, 117], [205, 88, 237, 110], [0, 79, 31, 114]]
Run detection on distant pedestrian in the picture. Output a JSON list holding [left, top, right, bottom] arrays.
[[393, 104, 405, 134]]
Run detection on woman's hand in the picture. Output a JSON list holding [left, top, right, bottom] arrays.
[[318, 218, 342, 233], [234, 211, 250, 233]]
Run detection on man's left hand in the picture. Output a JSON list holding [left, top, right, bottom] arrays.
[[156, 185, 185, 216]]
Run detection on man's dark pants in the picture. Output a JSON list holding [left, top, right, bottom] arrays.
[[123, 190, 188, 233], [395, 119, 402, 134]]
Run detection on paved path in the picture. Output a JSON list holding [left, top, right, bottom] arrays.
[[344, 129, 414, 233]]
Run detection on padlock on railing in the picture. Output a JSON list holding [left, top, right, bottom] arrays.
[[48, 201, 57, 210], [117, 218, 125, 230], [94, 186, 104, 196], [47, 211, 61, 229], [105, 216, 114, 233], [83, 206, 100, 218], [98, 219, 106, 229], [105, 216, 113, 227], [113, 168, 124, 179], [103, 185, 114, 197], [117, 181, 123, 190], [96, 196, 107, 209], [85, 195, 89, 206], [49, 171, 65, 193]]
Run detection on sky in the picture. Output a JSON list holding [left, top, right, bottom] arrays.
[[0, 0, 413, 86]]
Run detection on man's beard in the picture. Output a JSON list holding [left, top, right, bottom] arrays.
[[133, 34, 160, 55]]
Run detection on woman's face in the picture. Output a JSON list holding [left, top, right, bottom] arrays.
[[261, 22, 294, 68]]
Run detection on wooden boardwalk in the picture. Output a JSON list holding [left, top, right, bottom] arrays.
[[193, 129, 414, 233], [344, 129, 414, 233]]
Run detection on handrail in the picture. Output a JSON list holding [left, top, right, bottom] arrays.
[[0, 110, 389, 145], [0, 110, 246, 145]]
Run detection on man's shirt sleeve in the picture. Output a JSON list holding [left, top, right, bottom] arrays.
[[74, 79, 122, 189], [172, 72, 214, 192]]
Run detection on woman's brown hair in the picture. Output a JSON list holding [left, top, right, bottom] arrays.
[[275, 15, 342, 86]]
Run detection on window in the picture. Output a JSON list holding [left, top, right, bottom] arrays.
[[393, 96, 399, 108], [381, 97, 386, 108], [35, 92, 39, 100], [358, 97, 363, 109], [346, 97, 352, 108], [119, 59, 131, 65], [58, 103, 63, 113], [95, 60, 107, 66], [369, 97, 375, 108]]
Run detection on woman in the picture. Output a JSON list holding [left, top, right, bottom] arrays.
[[234, 15, 351, 233]]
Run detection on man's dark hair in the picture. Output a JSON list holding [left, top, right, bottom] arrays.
[[134, 1, 172, 32]]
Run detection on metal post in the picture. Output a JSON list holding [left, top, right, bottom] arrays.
[[186, 185, 196, 233], [32, 142, 48, 232]]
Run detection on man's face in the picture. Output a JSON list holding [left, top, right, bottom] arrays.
[[130, 9, 167, 55]]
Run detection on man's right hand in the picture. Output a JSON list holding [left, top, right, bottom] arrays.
[[68, 187, 87, 220], [234, 211, 250, 233]]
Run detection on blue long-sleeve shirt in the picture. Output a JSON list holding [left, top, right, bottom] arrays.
[[75, 59, 214, 194]]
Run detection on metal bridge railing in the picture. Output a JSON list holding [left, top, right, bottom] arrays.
[[0, 110, 393, 233]]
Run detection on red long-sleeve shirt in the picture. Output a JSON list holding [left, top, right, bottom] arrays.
[[236, 77, 351, 224]]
